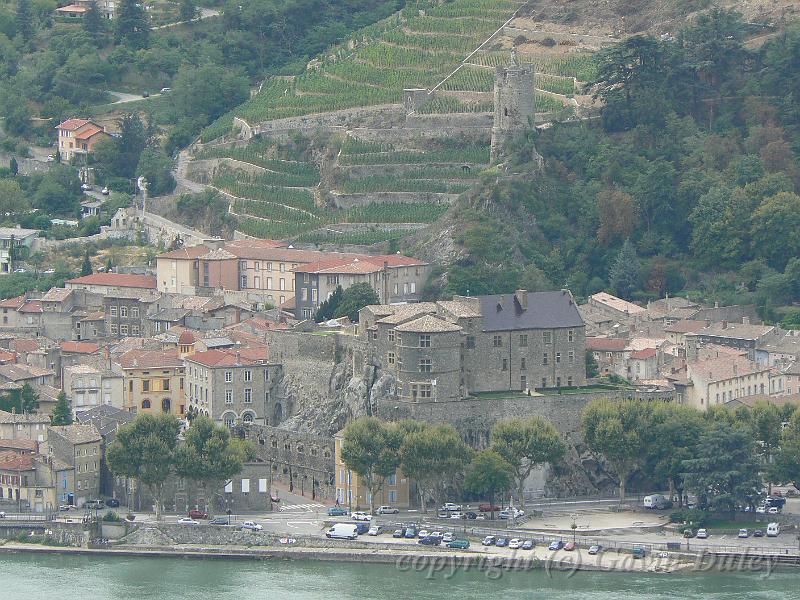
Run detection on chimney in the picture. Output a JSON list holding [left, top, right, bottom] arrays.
[[742, 317, 750, 325], [515, 289, 528, 310], [721, 320, 728, 330]]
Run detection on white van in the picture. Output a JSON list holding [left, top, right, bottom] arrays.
[[327, 523, 358, 540], [643, 494, 666, 509], [767, 522, 780, 537]]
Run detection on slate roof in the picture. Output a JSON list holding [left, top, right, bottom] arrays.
[[479, 291, 584, 332], [395, 314, 461, 333], [49, 424, 102, 445]]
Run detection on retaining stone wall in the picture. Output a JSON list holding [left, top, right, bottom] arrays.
[[330, 191, 459, 209]]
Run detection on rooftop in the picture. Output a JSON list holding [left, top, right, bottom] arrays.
[[0, 451, 35, 472], [18, 301, 42, 314], [0, 364, 54, 382], [119, 348, 183, 370], [588, 292, 646, 315], [157, 245, 215, 260], [0, 439, 38, 452], [690, 322, 775, 341], [586, 337, 627, 352], [480, 290, 584, 332], [56, 118, 92, 131], [0, 410, 51, 424], [66, 273, 157, 289], [630, 348, 657, 360], [0, 295, 25, 309], [49, 423, 102, 445], [61, 341, 100, 354], [186, 346, 269, 367], [688, 355, 768, 382], [41, 288, 73, 303], [664, 319, 708, 334], [394, 314, 462, 333]]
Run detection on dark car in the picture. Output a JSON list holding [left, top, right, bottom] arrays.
[[328, 507, 348, 517], [188, 509, 209, 519], [495, 537, 509, 547], [465, 511, 478, 520], [548, 540, 564, 551], [105, 498, 120, 508], [438, 510, 451, 518], [419, 536, 441, 546], [393, 528, 405, 538], [521, 540, 534, 550], [209, 517, 229, 525], [142, 91, 150, 98], [404, 528, 417, 539], [754, 529, 764, 537]]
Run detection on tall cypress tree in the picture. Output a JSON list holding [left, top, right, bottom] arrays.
[[608, 238, 641, 300], [81, 252, 93, 276], [83, 0, 104, 37], [114, 0, 149, 48], [52, 392, 73, 426], [15, 0, 34, 42]]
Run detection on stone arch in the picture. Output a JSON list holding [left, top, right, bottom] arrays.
[[221, 411, 236, 427], [141, 399, 151, 409], [273, 402, 283, 425], [241, 411, 256, 424]]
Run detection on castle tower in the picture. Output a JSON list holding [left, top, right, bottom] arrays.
[[490, 63, 535, 163]]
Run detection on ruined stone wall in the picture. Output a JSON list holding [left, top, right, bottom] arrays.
[[329, 191, 459, 209], [251, 105, 406, 137]]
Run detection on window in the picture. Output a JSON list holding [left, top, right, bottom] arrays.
[[419, 334, 431, 348], [388, 490, 397, 503], [225, 371, 232, 383], [388, 329, 395, 342], [556, 377, 562, 387], [280, 278, 285, 291], [254, 276, 260, 288], [556, 353, 561, 364], [387, 474, 397, 486], [311, 289, 317, 302], [493, 335, 502, 347], [120, 324, 129, 336], [419, 384, 432, 399], [141, 399, 150, 409], [543, 331, 552, 344], [388, 352, 395, 365], [110, 324, 118, 335], [502, 358, 508, 371], [542, 353, 548, 365], [567, 377, 573, 386], [120, 306, 128, 318], [568, 350, 575, 364], [519, 334, 528, 347], [327, 275, 339, 285], [244, 370, 252, 382], [239, 260, 247, 270], [465, 335, 475, 349], [132, 325, 140, 336], [242, 412, 254, 423], [131, 307, 139, 318], [264, 369, 269, 382], [255, 262, 260, 271], [568, 329, 574, 342], [280, 263, 285, 273], [419, 359, 432, 373], [300, 288, 307, 301], [223, 413, 235, 427], [109, 305, 118, 317], [521, 358, 526, 370], [521, 375, 527, 389], [142, 380, 150, 392], [244, 388, 252, 403], [162, 379, 170, 391], [267, 277, 273, 289], [240, 275, 247, 289]]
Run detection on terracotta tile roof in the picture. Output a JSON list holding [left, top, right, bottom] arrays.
[[119, 348, 183, 370], [0, 349, 16, 364], [377, 303, 438, 325], [280, 296, 295, 310], [664, 319, 708, 334], [56, 118, 91, 131], [74, 125, 104, 140], [157, 245, 215, 260], [224, 239, 289, 251], [18, 301, 42, 314], [436, 300, 482, 319], [630, 348, 657, 360], [0, 439, 38, 452], [0, 364, 54, 381], [586, 337, 627, 352], [66, 273, 157, 289], [690, 322, 775, 341], [11, 339, 39, 353], [589, 292, 646, 315], [0, 451, 35, 471], [688, 355, 768, 382], [56, 4, 89, 12], [360, 254, 426, 268], [294, 257, 383, 275], [186, 346, 268, 367], [41, 288, 72, 302], [0, 295, 25, 309], [81, 310, 106, 322], [61, 341, 100, 354]]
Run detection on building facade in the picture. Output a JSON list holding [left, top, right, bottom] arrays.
[[46, 424, 102, 507], [118, 349, 186, 416]]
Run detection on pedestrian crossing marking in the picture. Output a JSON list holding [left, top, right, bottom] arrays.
[[279, 502, 325, 512]]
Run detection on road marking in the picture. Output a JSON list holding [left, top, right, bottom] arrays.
[[279, 503, 325, 512]]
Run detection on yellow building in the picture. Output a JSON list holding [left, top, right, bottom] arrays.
[[118, 349, 186, 416], [333, 430, 410, 510]]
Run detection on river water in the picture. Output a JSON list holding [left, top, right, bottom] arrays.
[[2, 552, 798, 599]]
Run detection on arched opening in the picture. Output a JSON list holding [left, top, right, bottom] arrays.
[[222, 411, 236, 427], [242, 412, 254, 424], [273, 403, 283, 425], [141, 399, 151, 409], [162, 398, 171, 413]]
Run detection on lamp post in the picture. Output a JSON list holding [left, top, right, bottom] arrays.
[[571, 514, 578, 543]]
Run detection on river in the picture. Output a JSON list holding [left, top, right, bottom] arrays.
[[2, 552, 798, 599]]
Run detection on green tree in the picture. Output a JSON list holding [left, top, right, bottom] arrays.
[[490, 417, 565, 507], [136, 146, 175, 197], [175, 416, 254, 511], [464, 450, 514, 519], [746, 401, 785, 491], [608, 239, 640, 300], [114, 0, 149, 48], [80, 252, 93, 276], [0, 179, 29, 216], [107, 413, 181, 520], [586, 350, 599, 378], [83, 0, 104, 37], [51, 391, 73, 426], [682, 422, 761, 513], [583, 399, 653, 501], [15, 0, 33, 42], [168, 64, 249, 125], [399, 422, 472, 513], [751, 192, 800, 270], [314, 285, 343, 322], [9, 157, 18, 176], [333, 282, 379, 322], [340, 417, 402, 514], [19, 383, 38, 413], [179, 0, 198, 22], [770, 411, 800, 490]]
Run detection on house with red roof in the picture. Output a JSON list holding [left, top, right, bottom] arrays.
[[56, 118, 111, 162], [65, 272, 157, 294]]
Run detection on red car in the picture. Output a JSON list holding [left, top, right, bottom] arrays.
[[188, 509, 209, 519], [564, 541, 577, 551], [479, 503, 502, 512]]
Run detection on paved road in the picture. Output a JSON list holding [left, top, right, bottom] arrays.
[[151, 8, 220, 30], [107, 91, 162, 105]]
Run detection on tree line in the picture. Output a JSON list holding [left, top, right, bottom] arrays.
[[107, 413, 254, 520]]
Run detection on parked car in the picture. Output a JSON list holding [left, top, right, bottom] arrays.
[[442, 532, 454, 543], [564, 541, 577, 551], [404, 528, 417, 539], [754, 529, 764, 537], [160, 87, 170, 94], [328, 507, 348, 517], [327, 523, 358, 540], [495, 537, 509, 548], [521, 540, 534, 550], [479, 503, 501, 512], [683, 529, 695, 538], [142, 91, 149, 98], [696, 529, 708, 539], [755, 505, 767, 514], [442, 503, 462, 512], [482, 535, 496, 546], [438, 510, 451, 518], [417, 529, 430, 539], [498, 508, 524, 520], [46, 155, 55, 162], [86, 499, 104, 510], [768, 506, 780, 514], [0, 511, 5, 518], [767, 522, 780, 537], [419, 535, 441, 546], [367, 525, 382, 536], [81, 183, 92, 191], [632, 546, 646, 559], [351, 512, 372, 521], [588, 544, 602, 555], [177, 517, 199, 525], [508, 538, 523, 549], [447, 539, 470, 549], [548, 540, 564, 551], [393, 528, 405, 538], [377, 506, 399, 515], [475, 513, 485, 520], [449, 512, 463, 520], [209, 517, 229, 525], [105, 498, 120, 508], [241, 521, 263, 531], [43, 268, 55, 274], [738, 528, 749, 538], [12, 268, 25, 273], [465, 511, 478, 520], [188, 509, 208, 519]]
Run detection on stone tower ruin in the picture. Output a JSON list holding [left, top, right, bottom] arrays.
[[490, 63, 535, 163]]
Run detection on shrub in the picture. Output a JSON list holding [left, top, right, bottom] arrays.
[[669, 508, 707, 527], [103, 511, 121, 522]]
